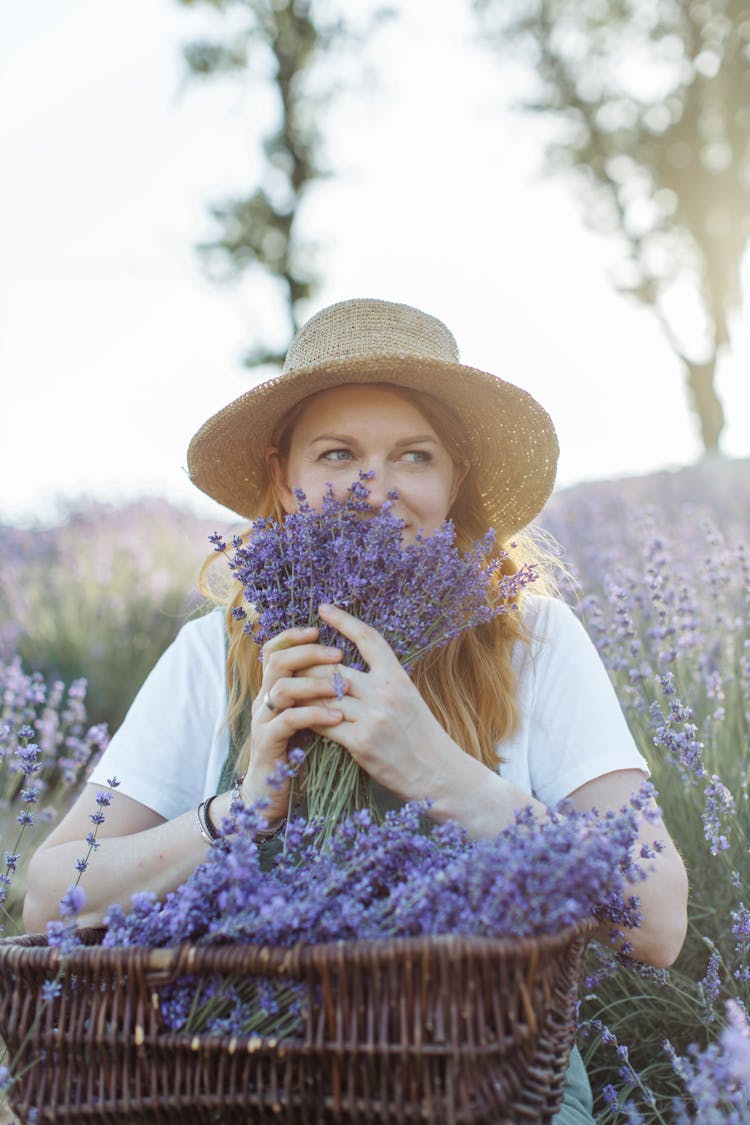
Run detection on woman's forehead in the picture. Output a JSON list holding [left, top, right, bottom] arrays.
[[292, 383, 435, 430]]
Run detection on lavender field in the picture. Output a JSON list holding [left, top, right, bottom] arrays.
[[2, 460, 749, 1121]]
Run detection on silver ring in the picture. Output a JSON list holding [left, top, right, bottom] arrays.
[[263, 689, 279, 714]]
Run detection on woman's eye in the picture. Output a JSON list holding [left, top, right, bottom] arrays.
[[320, 448, 353, 462], [402, 450, 432, 463]]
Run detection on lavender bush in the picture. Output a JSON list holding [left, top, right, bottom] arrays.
[[1, 660, 110, 934], [541, 456, 750, 1121], [0, 663, 114, 1118], [0, 499, 215, 730]]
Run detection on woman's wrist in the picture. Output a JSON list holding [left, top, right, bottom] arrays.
[[239, 764, 289, 824], [197, 780, 287, 846], [425, 746, 547, 836]]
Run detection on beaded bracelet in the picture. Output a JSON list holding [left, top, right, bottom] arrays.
[[254, 815, 288, 843]]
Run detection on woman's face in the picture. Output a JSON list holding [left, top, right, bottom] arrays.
[[269, 384, 467, 544]]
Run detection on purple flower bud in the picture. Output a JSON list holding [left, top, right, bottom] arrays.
[[59, 884, 86, 918], [41, 979, 63, 1002]]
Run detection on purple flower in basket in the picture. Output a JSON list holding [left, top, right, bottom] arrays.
[[101, 786, 653, 1037]]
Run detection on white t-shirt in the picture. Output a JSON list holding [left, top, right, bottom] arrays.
[[89, 596, 648, 819]]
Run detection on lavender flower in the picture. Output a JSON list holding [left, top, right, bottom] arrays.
[[59, 885, 86, 919], [721, 1000, 750, 1086], [31, 778, 117, 1002], [47, 885, 85, 957], [71, 776, 119, 889], [0, 728, 46, 929], [699, 950, 722, 1022], [732, 905, 750, 984], [40, 979, 62, 1003], [665, 1001, 750, 1122], [701, 775, 734, 855]]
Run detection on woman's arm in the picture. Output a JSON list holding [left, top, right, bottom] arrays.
[[23, 785, 209, 931], [395, 755, 687, 967], [567, 769, 688, 968]]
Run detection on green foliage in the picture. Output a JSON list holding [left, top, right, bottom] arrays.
[[475, 0, 750, 452]]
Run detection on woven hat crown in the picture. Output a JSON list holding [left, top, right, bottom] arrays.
[[282, 299, 461, 374]]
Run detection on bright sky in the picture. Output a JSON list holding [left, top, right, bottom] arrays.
[[2, 0, 748, 529]]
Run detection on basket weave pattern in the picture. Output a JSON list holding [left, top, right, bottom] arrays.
[[0, 921, 594, 1124]]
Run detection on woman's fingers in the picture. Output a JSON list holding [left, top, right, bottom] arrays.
[[317, 604, 396, 666], [261, 625, 319, 656], [267, 702, 343, 730], [245, 627, 349, 818], [259, 672, 348, 713], [262, 640, 342, 681], [256, 625, 346, 721]]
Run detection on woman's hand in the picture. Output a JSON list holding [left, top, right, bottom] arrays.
[[240, 625, 345, 819], [308, 603, 462, 802]]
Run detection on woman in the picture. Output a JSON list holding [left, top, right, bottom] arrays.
[[23, 298, 688, 1121]]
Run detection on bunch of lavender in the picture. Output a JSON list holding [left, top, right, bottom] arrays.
[[211, 475, 536, 827], [101, 786, 654, 1038]]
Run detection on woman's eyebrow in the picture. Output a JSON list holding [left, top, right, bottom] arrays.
[[392, 434, 439, 447], [308, 433, 439, 446], [308, 432, 359, 445]]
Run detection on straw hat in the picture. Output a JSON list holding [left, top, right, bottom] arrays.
[[187, 298, 559, 540]]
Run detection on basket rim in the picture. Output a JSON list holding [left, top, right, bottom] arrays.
[[0, 916, 597, 972]]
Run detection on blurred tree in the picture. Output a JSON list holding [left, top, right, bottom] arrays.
[[474, 0, 750, 453], [177, 0, 391, 368]]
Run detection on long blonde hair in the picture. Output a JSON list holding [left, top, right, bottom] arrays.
[[201, 384, 558, 776]]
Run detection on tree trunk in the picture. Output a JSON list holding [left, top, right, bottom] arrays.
[[684, 358, 724, 454]]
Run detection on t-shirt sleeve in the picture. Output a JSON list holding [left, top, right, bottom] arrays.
[[87, 609, 229, 820], [519, 597, 649, 807]]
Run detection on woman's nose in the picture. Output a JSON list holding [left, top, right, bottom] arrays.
[[361, 465, 392, 509]]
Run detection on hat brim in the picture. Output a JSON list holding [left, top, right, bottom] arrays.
[[187, 354, 559, 541]]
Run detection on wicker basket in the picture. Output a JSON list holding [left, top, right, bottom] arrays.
[[0, 920, 595, 1124]]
